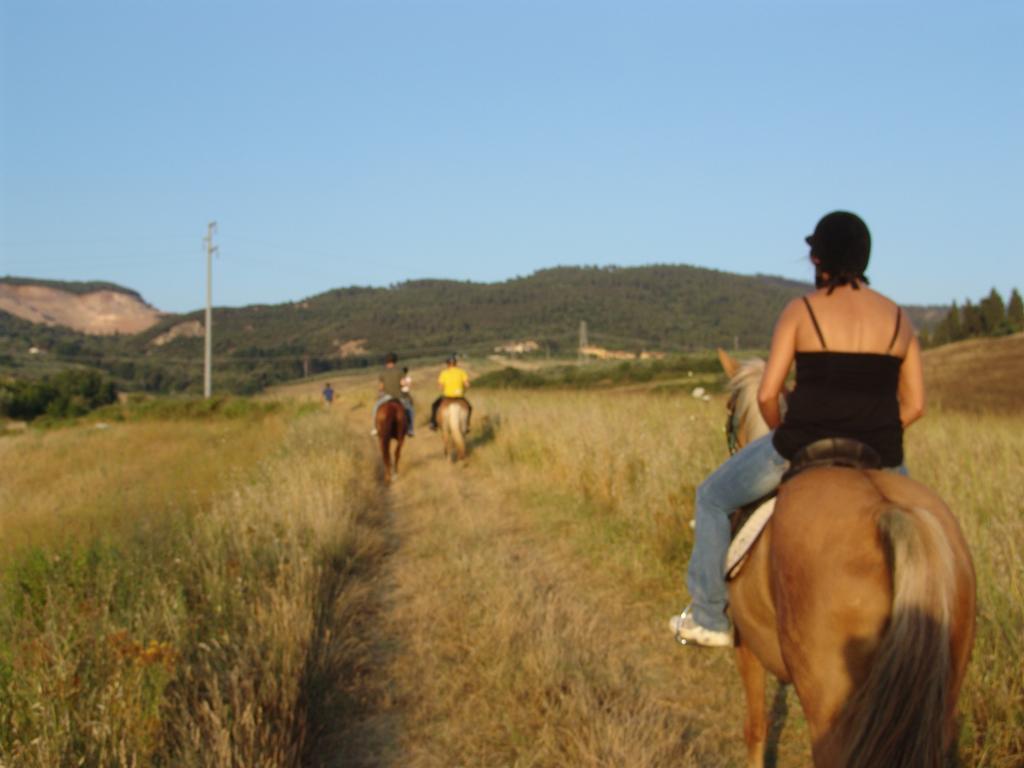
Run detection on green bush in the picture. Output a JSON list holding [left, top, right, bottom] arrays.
[[475, 355, 729, 391], [474, 368, 549, 389], [93, 395, 282, 422], [0, 370, 117, 421]]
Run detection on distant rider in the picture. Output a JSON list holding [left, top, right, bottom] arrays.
[[430, 355, 471, 431], [371, 352, 414, 437], [400, 367, 416, 433]]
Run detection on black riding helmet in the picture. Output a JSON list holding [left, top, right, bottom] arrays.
[[806, 211, 871, 292]]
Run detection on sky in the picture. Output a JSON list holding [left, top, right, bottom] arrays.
[[1, 0, 1021, 313]]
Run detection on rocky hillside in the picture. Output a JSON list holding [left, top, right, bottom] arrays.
[[0, 280, 162, 335]]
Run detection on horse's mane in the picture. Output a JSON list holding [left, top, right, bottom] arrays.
[[728, 358, 772, 442]]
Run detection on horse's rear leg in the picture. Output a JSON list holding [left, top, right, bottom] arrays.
[[454, 427, 466, 461], [394, 436, 404, 476], [379, 438, 392, 483], [736, 643, 768, 768]]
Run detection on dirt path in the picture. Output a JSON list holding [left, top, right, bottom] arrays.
[[318, 403, 810, 767]]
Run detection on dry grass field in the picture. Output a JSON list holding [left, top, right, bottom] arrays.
[[922, 332, 1024, 414], [1, 342, 1021, 766], [0, 403, 389, 766]]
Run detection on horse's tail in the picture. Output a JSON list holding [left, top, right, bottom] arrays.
[[837, 504, 957, 768]]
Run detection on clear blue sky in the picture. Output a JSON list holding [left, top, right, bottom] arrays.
[[2, 0, 1021, 313]]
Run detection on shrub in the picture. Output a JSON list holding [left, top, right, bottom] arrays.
[[0, 370, 117, 421]]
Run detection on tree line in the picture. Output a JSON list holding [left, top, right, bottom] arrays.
[[0, 368, 117, 421], [926, 287, 1023, 347]]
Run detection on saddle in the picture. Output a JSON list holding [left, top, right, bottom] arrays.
[[783, 437, 881, 482], [724, 438, 882, 579]]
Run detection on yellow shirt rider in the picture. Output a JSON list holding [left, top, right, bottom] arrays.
[[430, 355, 472, 430]]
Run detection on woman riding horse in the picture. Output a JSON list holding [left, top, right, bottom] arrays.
[[671, 211, 926, 646]]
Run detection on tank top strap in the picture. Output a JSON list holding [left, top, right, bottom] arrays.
[[802, 297, 827, 350], [887, 307, 903, 353]]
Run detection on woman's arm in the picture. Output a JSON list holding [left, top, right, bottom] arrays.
[[897, 335, 926, 428], [758, 299, 799, 429]]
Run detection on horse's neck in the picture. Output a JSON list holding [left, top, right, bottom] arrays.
[[733, 361, 771, 442]]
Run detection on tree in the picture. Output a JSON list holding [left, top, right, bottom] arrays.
[[980, 288, 1008, 334], [1007, 288, 1024, 332], [960, 300, 983, 338], [945, 301, 963, 342]]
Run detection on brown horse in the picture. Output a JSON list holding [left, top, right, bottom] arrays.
[[717, 350, 976, 767], [375, 399, 407, 483]]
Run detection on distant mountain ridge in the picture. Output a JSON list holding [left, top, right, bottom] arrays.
[[0, 266, 948, 393]]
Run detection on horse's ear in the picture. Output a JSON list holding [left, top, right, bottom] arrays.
[[717, 347, 740, 379]]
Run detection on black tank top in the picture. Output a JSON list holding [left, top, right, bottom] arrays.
[[772, 299, 905, 467]]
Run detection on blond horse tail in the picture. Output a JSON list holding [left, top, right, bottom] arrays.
[[837, 505, 957, 768]]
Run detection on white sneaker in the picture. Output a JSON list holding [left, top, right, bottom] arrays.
[[669, 607, 733, 648]]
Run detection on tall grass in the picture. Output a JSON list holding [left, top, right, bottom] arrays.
[[909, 409, 1024, 764], [471, 390, 1023, 766], [2, 378, 1019, 766], [0, 407, 386, 766], [475, 390, 717, 585]]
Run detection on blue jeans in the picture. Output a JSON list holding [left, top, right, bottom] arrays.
[[685, 433, 909, 631], [686, 433, 790, 631], [373, 396, 414, 434]]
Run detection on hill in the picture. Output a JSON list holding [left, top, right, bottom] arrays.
[[0, 266, 947, 394], [921, 332, 1024, 414], [0, 277, 161, 335]]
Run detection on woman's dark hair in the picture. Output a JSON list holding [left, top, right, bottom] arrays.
[[385, 352, 398, 364], [806, 211, 871, 293]]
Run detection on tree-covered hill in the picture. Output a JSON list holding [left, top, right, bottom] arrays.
[[1, 265, 947, 394], [197, 265, 810, 354]]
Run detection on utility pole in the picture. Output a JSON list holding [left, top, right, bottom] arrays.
[[578, 320, 588, 361], [203, 222, 218, 398]]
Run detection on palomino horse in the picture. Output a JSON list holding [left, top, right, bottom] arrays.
[[438, 397, 469, 462], [718, 348, 773, 451], [375, 399, 407, 483], [716, 349, 976, 767]]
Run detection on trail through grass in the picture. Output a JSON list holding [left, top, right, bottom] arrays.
[[326, 390, 812, 767]]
